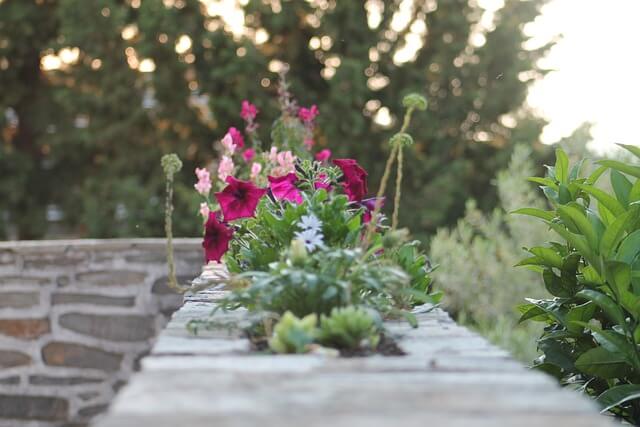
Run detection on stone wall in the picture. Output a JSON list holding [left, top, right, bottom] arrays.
[[0, 239, 202, 427]]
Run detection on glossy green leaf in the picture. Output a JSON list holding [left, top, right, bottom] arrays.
[[577, 184, 626, 217], [549, 223, 598, 272], [629, 180, 640, 204], [605, 260, 632, 294], [529, 247, 564, 269], [586, 165, 608, 185], [576, 289, 626, 327], [611, 169, 632, 207], [527, 177, 559, 191], [597, 384, 640, 413], [617, 230, 640, 265], [574, 346, 630, 379], [557, 205, 598, 251], [618, 143, 640, 159], [510, 208, 555, 222], [600, 210, 634, 257], [597, 160, 640, 179], [555, 148, 569, 184]]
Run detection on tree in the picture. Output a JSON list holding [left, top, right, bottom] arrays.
[[0, 0, 552, 240]]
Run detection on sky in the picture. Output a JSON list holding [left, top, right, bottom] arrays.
[[526, 0, 640, 153]]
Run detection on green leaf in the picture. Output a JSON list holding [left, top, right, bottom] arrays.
[[557, 205, 598, 251], [569, 158, 585, 181], [580, 324, 639, 369], [576, 289, 626, 327], [555, 148, 569, 184], [617, 230, 640, 265], [605, 260, 632, 294], [558, 184, 572, 204], [577, 183, 626, 217], [611, 169, 633, 207], [618, 143, 640, 160], [510, 208, 555, 222], [586, 165, 608, 185], [597, 160, 640, 179], [574, 346, 630, 379], [549, 222, 598, 271], [629, 180, 640, 204], [529, 247, 564, 269], [600, 210, 634, 257], [597, 384, 640, 413], [527, 176, 559, 191]]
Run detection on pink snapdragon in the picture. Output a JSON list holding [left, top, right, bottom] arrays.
[[221, 133, 237, 154], [250, 162, 262, 180], [242, 148, 256, 162], [298, 105, 319, 123], [271, 150, 296, 177], [217, 156, 235, 181], [240, 100, 258, 121], [315, 149, 331, 162], [304, 138, 314, 150], [228, 127, 244, 149], [199, 202, 210, 220], [194, 168, 212, 195]]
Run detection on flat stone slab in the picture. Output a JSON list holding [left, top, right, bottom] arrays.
[[94, 267, 615, 427]]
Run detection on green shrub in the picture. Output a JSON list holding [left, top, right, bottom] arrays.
[[317, 307, 381, 351], [516, 144, 640, 423]]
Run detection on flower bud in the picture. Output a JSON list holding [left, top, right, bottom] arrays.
[[290, 239, 308, 266], [161, 153, 183, 177], [389, 133, 414, 147], [402, 93, 428, 111]]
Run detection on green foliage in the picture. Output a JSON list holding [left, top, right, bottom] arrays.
[[317, 307, 381, 351], [0, 0, 550, 239], [268, 311, 317, 354], [516, 145, 640, 423]]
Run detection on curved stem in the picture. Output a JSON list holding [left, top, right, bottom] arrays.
[[392, 145, 404, 229]]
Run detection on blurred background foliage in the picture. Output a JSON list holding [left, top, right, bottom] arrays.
[[0, 0, 556, 241]]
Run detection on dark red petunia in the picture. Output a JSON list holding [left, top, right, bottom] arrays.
[[268, 173, 303, 204], [215, 176, 267, 221], [333, 158, 368, 202], [202, 212, 234, 262]]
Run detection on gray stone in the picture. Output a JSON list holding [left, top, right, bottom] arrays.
[[29, 375, 104, 386], [0, 376, 20, 385], [42, 342, 122, 372], [0, 350, 31, 368], [0, 275, 50, 286], [0, 318, 50, 339], [151, 276, 193, 295], [0, 394, 69, 421], [0, 250, 15, 265], [59, 313, 155, 342], [78, 404, 109, 418], [23, 251, 88, 269], [78, 391, 101, 401], [75, 270, 147, 286], [0, 291, 39, 308], [52, 293, 136, 307]]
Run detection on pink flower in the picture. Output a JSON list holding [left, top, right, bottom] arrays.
[[242, 148, 255, 162], [228, 127, 244, 149], [202, 212, 234, 263], [240, 100, 258, 121], [217, 156, 234, 181], [298, 105, 319, 123], [268, 146, 279, 163], [315, 149, 331, 162], [304, 138, 315, 150], [194, 168, 212, 195], [268, 173, 302, 204], [250, 162, 262, 180], [314, 173, 332, 191], [215, 176, 267, 221], [333, 158, 368, 202], [199, 202, 210, 220], [221, 133, 237, 154], [271, 150, 296, 177]]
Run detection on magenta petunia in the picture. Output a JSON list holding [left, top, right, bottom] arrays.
[[299, 105, 319, 123], [268, 173, 303, 204], [215, 176, 267, 221], [228, 127, 245, 149], [333, 158, 368, 202], [202, 212, 234, 263], [315, 149, 331, 162]]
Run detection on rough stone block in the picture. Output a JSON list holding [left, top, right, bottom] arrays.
[[42, 342, 122, 372], [75, 270, 147, 286], [151, 276, 193, 295], [78, 404, 109, 418], [0, 275, 50, 286], [0, 292, 40, 308], [29, 375, 104, 386], [59, 313, 155, 342], [52, 293, 136, 307], [0, 376, 20, 385], [0, 250, 15, 265], [0, 394, 69, 421], [0, 350, 31, 368], [0, 318, 50, 339], [22, 250, 88, 269]]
